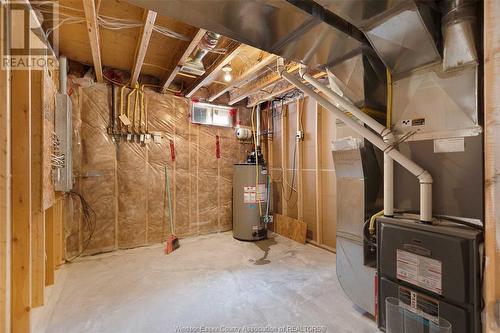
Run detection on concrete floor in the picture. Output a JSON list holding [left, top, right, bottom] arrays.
[[38, 232, 377, 333]]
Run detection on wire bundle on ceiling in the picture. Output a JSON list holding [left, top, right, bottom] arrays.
[[33, 2, 190, 41]]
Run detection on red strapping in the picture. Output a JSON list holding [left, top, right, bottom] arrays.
[[215, 135, 221, 159], [169, 139, 176, 161]]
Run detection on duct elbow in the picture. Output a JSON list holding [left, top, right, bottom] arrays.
[[298, 64, 307, 78], [382, 130, 395, 144], [418, 170, 433, 184], [277, 58, 286, 76]]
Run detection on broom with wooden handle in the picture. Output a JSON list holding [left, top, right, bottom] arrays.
[[164, 164, 179, 254]]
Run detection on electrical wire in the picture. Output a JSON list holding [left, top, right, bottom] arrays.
[[66, 190, 97, 262], [33, 2, 190, 41], [285, 136, 298, 203]]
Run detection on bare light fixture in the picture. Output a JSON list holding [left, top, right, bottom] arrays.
[[222, 63, 232, 82]]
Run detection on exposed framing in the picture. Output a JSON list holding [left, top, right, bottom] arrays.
[[208, 54, 277, 102], [83, 0, 104, 83], [11, 67, 32, 333], [30, 70, 44, 308], [228, 64, 300, 105], [130, 10, 157, 87], [185, 43, 244, 98], [161, 28, 207, 93], [484, 1, 500, 331]]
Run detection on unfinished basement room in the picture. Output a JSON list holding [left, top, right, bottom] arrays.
[[1, 0, 499, 332]]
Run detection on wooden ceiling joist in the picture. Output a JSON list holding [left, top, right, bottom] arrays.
[[161, 28, 207, 93], [130, 10, 157, 86], [185, 43, 244, 98], [228, 63, 300, 105], [247, 71, 326, 107], [82, 0, 103, 83], [207, 53, 277, 102]]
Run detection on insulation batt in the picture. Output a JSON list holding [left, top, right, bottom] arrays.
[[67, 81, 251, 257]]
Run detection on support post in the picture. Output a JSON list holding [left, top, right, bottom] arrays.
[[484, 1, 500, 331], [314, 102, 323, 244], [296, 99, 303, 221], [30, 69, 44, 308], [11, 68, 32, 333]]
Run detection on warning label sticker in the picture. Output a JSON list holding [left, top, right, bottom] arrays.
[[243, 184, 267, 204], [396, 249, 442, 295]]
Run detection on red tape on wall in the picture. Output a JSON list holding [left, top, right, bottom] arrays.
[[215, 135, 221, 159], [169, 139, 176, 161]]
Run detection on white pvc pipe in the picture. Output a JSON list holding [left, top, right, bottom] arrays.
[[59, 55, 67, 95], [300, 67, 396, 217], [278, 61, 433, 222], [256, 104, 261, 148], [299, 67, 392, 139], [384, 154, 394, 217]]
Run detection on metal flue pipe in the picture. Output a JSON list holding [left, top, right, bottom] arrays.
[[278, 59, 432, 222]]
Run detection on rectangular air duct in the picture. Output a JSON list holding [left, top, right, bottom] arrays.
[[325, 47, 387, 111], [315, 0, 442, 75]]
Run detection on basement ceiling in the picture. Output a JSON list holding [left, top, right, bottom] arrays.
[[36, 0, 273, 100]]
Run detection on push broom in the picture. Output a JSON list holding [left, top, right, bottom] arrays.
[[164, 164, 179, 254]]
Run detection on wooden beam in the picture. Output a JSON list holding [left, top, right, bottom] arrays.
[[185, 43, 244, 98], [44, 206, 54, 286], [130, 10, 157, 87], [281, 105, 288, 217], [186, 44, 245, 97], [54, 198, 63, 267], [95, 0, 102, 13], [247, 71, 327, 107], [228, 63, 300, 105], [30, 70, 44, 308], [314, 102, 323, 244], [161, 28, 206, 93], [208, 54, 277, 102], [0, 10, 11, 330], [296, 99, 303, 222], [83, 0, 103, 83], [11, 68, 32, 333], [484, 1, 500, 331]]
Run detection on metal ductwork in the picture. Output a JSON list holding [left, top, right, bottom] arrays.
[[125, 0, 369, 70], [180, 31, 221, 76], [441, 0, 478, 71], [325, 47, 387, 111], [315, 0, 442, 75]]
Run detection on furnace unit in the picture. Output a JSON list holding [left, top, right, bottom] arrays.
[[377, 216, 483, 333]]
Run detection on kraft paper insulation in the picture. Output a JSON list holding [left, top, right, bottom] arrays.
[[66, 81, 252, 256]]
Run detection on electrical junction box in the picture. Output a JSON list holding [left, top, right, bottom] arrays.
[[377, 216, 483, 333]]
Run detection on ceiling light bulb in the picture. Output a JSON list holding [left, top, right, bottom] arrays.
[[224, 72, 232, 82]]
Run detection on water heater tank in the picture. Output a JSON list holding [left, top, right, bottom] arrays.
[[232, 164, 268, 241]]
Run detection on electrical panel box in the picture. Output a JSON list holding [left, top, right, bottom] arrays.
[[377, 216, 483, 333], [55, 93, 73, 192]]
